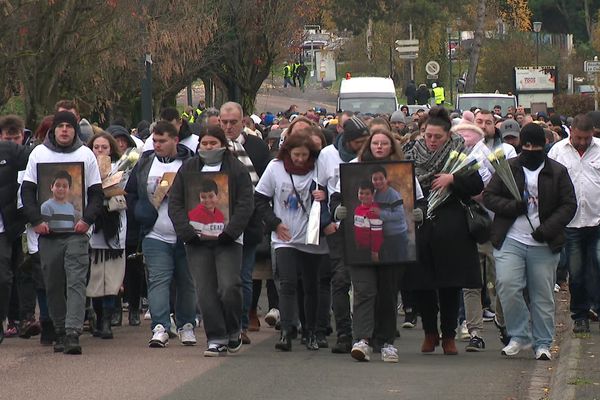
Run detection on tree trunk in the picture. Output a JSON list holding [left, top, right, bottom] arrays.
[[465, 0, 486, 93], [583, 0, 592, 41], [366, 17, 374, 64]]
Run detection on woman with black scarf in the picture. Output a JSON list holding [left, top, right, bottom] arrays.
[[405, 107, 484, 355], [87, 132, 127, 339]]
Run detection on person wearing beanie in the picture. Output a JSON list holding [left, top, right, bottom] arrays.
[[390, 111, 407, 136], [484, 122, 577, 361], [21, 110, 104, 355], [315, 114, 370, 354]]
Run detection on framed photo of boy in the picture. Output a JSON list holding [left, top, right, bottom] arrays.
[[183, 172, 231, 240], [339, 161, 417, 266], [37, 162, 85, 233]]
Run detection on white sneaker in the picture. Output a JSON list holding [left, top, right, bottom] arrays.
[[204, 343, 227, 357], [535, 347, 552, 361], [351, 339, 372, 362], [381, 343, 399, 363], [482, 309, 495, 322], [554, 284, 561, 293], [144, 310, 151, 320], [264, 308, 280, 327], [148, 324, 169, 348], [459, 321, 470, 342], [501, 339, 532, 356], [178, 323, 197, 346]]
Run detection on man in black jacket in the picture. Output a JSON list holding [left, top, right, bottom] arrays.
[[0, 140, 31, 344], [21, 111, 104, 354], [220, 102, 271, 344]]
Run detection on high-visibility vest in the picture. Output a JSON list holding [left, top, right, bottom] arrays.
[[293, 63, 300, 75], [433, 87, 445, 104], [182, 111, 192, 122], [283, 65, 291, 78]]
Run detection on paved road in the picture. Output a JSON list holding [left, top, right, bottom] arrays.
[[2, 310, 550, 400]]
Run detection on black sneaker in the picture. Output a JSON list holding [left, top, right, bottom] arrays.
[[316, 332, 328, 348], [465, 335, 486, 352], [0, 325, 4, 345], [331, 334, 352, 354], [204, 344, 227, 357], [63, 334, 82, 355], [227, 334, 243, 353], [494, 317, 510, 346], [402, 312, 417, 329], [573, 318, 590, 333], [53, 332, 66, 353], [40, 320, 56, 346]]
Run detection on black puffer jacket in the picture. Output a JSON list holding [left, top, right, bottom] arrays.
[[483, 156, 576, 253], [0, 142, 31, 240]]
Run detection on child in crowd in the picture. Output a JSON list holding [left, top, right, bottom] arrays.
[[353, 180, 383, 263], [188, 178, 225, 239], [40, 170, 79, 232]]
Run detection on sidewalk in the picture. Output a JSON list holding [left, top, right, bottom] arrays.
[[549, 289, 600, 399]]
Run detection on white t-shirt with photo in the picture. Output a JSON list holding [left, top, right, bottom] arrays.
[[143, 133, 199, 153], [256, 159, 327, 254], [145, 157, 183, 244], [506, 163, 544, 246]]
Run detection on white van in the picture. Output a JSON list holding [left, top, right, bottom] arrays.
[[337, 77, 398, 114], [455, 93, 517, 114]]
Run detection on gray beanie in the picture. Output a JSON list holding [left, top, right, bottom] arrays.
[[390, 111, 406, 124]]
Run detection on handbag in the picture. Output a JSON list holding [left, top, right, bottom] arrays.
[[461, 200, 491, 244]]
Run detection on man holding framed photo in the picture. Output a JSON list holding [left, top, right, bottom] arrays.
[[21, 111, 103, 355]]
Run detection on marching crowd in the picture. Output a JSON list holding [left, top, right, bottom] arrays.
[[0, 99, 599, 365]]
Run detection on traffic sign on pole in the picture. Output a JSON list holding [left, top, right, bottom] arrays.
[[398, 54, 418, 60], [395, 46, 419, 53], [585, 60, 600, 73], [425, 61, 440, 75], [395, 39, 419, 46]]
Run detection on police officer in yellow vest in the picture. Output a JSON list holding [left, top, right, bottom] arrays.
[[292, 61, 301, 87], [432, 83, 445, 105], [182, 106, 195, 123], [283, 61, 294, 88]]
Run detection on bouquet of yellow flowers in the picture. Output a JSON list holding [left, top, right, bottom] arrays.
[[101, 148, 140, 197]]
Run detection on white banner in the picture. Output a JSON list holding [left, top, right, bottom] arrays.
[[514, 66, 557, 92]]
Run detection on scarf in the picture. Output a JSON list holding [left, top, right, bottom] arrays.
[[282, 153, 314, 175], [406, 133, 464, 193], [198, 147, 226, 166], [333, 133, 356, 162]]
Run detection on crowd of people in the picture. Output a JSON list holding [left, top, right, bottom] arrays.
[[0, 98, 598, 365]]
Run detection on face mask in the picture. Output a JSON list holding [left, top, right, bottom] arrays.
[[198, 147, 226, 166], [519, 149, 545, 170]]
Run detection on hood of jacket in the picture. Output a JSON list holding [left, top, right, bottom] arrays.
[[43, 128, 84, 153]]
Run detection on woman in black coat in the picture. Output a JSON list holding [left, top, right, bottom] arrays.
[[405, 107, 484, 355]]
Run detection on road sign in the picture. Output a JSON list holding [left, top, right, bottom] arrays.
[[395, 46, 419, 53], [427, 74, 438, 80], [398, 54, 418, 60], [395, 39, 419, 46], [585, 61, 600, 73], [425, 61, 440, 75]]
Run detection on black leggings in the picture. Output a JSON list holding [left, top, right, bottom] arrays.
[[414, 287, 461, 338], [251, 279, 279, 311], [123, 245, 146, 310]]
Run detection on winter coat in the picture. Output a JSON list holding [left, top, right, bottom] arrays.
[[0, 142, 31, 240], [168, 152, 254, 244], [404, 170, 484, 290], [483, 156, 576, 253]]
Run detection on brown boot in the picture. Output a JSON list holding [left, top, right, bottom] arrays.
[[442, 338, 458, 355], [248, 309, 260, 332], [421, 333, 439, 353]]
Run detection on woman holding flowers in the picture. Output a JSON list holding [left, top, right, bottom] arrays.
[[86, 132, 128, 339], [405, 107, 484, 355]]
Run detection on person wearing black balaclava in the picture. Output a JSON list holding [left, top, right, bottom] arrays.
[[484, 122, 576, 361]]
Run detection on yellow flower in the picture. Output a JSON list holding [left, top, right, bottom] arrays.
[[127, 151, 140, 163], [449, 150, 459, 160], [458, 153, 467, 163], [493, 147, 506, 160], [487, 153, 497, 163], [160, 180, 169, 187]]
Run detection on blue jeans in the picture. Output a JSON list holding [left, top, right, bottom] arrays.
[[142, 238, 196, 331], [565, 226, 600, 320], [494, 238, 559, 350], [240, 243, 257, 330]]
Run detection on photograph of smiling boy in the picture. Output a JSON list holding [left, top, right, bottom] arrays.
[[37, 163, 85, 233], [184, 172, 230, 240], [340, 161, 416, 266]]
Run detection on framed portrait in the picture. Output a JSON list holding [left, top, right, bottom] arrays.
[[339, 161, 417, 266], [183, 172, 231, 240], [37, 162, 85, 233]]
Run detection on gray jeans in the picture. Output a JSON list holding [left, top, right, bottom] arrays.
[[39, 234, 89, 334], [326, 231, 352, 337], [464, 241, 505, 333], [186, 243, 242, 345]]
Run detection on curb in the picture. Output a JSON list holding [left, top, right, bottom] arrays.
[[549, 334, 581, 400]]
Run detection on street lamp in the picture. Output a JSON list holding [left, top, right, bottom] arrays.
[[533, 21, 542, 67], [447, 26, 453, 106]]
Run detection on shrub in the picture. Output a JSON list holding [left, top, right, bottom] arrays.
[[553, 94, 595, 116]]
